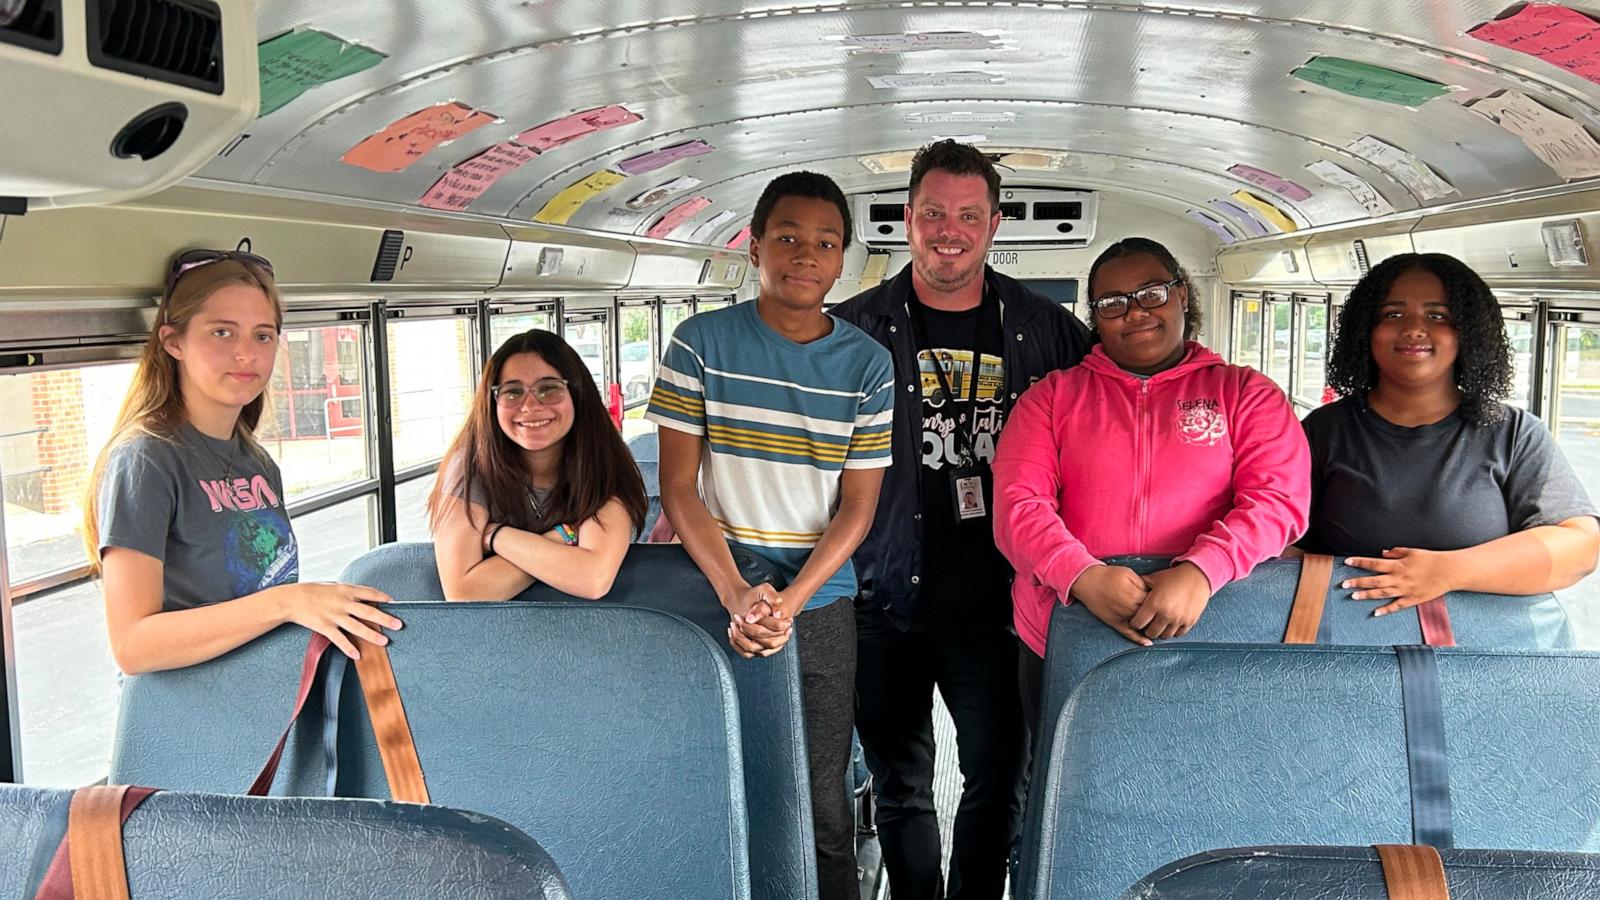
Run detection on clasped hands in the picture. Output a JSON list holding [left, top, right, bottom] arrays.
[[1072, 561, 1213, 646], [721, 582, 793, 659]]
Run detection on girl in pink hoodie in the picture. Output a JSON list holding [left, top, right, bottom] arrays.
[[993, 238, 1310, 728]]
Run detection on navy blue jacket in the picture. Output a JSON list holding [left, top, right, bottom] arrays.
[[831, 264, 1092, 626]]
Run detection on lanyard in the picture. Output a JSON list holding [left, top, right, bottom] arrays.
[[907, 290, 993, 467]]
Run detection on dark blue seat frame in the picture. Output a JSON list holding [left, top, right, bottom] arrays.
[[3, 785, 571, 899]]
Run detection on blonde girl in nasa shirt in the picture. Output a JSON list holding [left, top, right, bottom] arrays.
[[83, 250, 400, 674]]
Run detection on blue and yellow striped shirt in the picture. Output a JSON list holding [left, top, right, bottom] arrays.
[[646, 300, 895, 608]]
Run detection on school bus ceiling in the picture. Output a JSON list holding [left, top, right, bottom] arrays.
[[181, 2, 1600, 239]]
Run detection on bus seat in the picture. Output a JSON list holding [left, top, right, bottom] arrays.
[[626, 431, 660, 463], [636, 459, 663, 538], [333, 602, 750, 900], [339, 542, 817, 900], [1029, 644, 1600, 900], [1, 786, 571, 898], [1121, 845, 1600, 899], [1015, 554, 1576, 900], [111, 623, 334, 797]]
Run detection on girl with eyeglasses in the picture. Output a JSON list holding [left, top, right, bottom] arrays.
[[84, 249, 401, 674], [992, 237, 1310, 733], [427, 329, 647, 600], [1300, 253, 1597, 614]]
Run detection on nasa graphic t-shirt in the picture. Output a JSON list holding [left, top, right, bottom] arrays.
[[99, 424, 299, 611], [913, 293, 1013, 631]]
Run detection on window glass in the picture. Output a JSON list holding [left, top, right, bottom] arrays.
[[1549, 322, 1600, 646], [662, 303, 693, 341], [563, 313, 612, 399], [1, 363, 137, 586], [292, 495, 377, 582], [618, 306, 658, 411], [1506, 317, 1535, 409], [389, 318, 477, 470], [395, 471, 438, 544], [489, 310, 555, 351], [13, 578, 117, 785], [697, 298, 733, 313], [1294, 301, 1328, 406], [1267, 300, 1293, 391], [257, 324, 370, 503], [1022, 279, 1079, 308], [1232, 297, 1264, 369]]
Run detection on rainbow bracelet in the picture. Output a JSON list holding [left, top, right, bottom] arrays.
[[555, 523, 580, 546]]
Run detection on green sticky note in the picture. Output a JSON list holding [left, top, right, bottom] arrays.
[[1291, 56, 1449, 107], [257, 29, 385, 117]]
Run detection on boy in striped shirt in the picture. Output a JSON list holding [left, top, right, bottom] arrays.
[[648, 171, 893, 900]]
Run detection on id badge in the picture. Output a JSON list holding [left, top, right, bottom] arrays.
[[950, 466, 988, 522]]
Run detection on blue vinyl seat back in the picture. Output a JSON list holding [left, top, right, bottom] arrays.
[[1015, 555, 1576, 900], [1033, 644, 1600, 900], [110, 623, 332, 797], [1121, 846, 1600, 899], [333, 603, 747, 900], [1, 785, 571, 899], [340, 541, 815, 900], [627, 432, 662, 538]]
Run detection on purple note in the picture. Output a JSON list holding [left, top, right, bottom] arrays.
[[617, 140, 715, 175], [1228, 164, 1313, 202], [1186, 209, 1238, 243], [1207, 199, 1270, 237]]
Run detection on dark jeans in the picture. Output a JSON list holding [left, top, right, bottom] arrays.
[[1018, 638, 1045, 752], [794, 598, 859, 900], [855, 607, 1027, 900]]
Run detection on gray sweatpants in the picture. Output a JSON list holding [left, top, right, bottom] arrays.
[[793, 598, 858, 900]]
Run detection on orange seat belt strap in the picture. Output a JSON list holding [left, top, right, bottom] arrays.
[[1375, 844, 1451, 900], [354, 643, 430, 804], [1284, 553, 1333, 644], [34, 786, 157, 900]]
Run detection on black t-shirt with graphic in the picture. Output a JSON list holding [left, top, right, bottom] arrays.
[[912, 291, 1011, 632]]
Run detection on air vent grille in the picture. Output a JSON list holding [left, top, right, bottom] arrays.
[[0, 0, 62, 54], [371, 230, 405, 282], [87, 0, 225, 95], [1352, 239, 1371, 275], [868, 204, 901, 223], [998, 202, 1026, 221], [1033, 202, 1083, 221]]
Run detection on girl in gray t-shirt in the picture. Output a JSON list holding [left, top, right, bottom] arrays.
[[84, 250, 401, 675]]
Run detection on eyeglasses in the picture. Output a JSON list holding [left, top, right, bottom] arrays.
[[1090, 279, 1182, 319], [165, 249, 275, 297], [492, 378, 570, 408]]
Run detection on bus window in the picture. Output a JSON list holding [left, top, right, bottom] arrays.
[[259, 325, 370, 503], [1506, 316, 1535, 409], [1549, 321, 1600, 644], [1266, 299, 1293, 391], [292, 496, 378, 581], [1, 361, 136, 787], [662, 302, 693, 340], [563, 311, 614, 403], [489, 310, 555, 350], [697, 298, 733, 313], [1293, 298, 1328, 408], [1022, 279, 1078, 308], [395, 471, 437, 545], [618, 305, 659, 442], [388, 317, 478, 471], [1231, 296, 1264, 370]]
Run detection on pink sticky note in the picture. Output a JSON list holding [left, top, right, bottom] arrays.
[[617, 140, 715, 176], [725, 226, 752, 249], [515, 105, 643, 152], [646, 197, 712, 239], [341, 102, 498, 173], [1469, 4, 1600, 86], [1227, 164, 1313, 202], [418, 141, 537, 211]]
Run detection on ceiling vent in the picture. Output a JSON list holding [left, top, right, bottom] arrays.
[[0, 0, 61, 54], [370, 230, 405, 282], [87, 0, 226, 94], [0, 0, 256, 209], [854, 189, 1098, 247]]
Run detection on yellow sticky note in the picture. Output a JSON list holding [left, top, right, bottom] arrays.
[[1230, 190, 1298, 233], [534, 169, 628, 224]]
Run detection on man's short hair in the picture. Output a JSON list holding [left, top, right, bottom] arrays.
[[750, 171, 853, 248], [908, 140, 1001, 211]]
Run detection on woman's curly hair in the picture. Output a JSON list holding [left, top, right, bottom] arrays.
[[1326, 252, 1512, 426], [1085, 237, 1204, 345]]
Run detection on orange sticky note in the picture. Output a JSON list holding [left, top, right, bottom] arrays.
[[1469, 4, 1600, 86], [342, 102, 498, 173], [515, 106, 643, 152], [647, 197, 712, 240]]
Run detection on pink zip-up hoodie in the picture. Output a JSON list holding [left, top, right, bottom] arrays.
[[994, 342, 1311, 657]]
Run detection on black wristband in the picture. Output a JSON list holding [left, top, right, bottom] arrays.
[[488, 523, 507, 555]]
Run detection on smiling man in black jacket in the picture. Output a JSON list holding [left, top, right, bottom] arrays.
[[831, 141, 1091, 899]]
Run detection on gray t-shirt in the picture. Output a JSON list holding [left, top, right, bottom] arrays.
[[98, 424, 299, 611], [1301, 397, 1598, 557]]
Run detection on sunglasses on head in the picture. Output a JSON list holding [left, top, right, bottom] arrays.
[[164, 249, 275, 297]]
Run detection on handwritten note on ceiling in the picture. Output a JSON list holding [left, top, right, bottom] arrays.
[[1305, 160, 1396, 217], [516, 106, 642, 152], [534, 170, 629, 225], [1469, 4, 1600, 86], [419, 142, 537, 212], [1346, 136, 1456, 201], [257, 30, 385, 117], [1466, 89, 1600, 180], [342, 102, 499, 173], [1290, 56, 1450, 107]]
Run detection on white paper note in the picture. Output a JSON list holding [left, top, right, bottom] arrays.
[[868, 72, 1004, 90], [1305, 159, 1397, 216], [1467, 89, 1600, 181], [1346, 135, 1456, 201]]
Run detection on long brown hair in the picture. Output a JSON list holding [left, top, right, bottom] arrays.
[[82, 257, 284, 573], [427, 329, 647, 538]]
